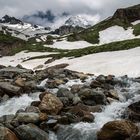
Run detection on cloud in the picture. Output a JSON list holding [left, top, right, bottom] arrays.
[[0, 0, 139, 26]]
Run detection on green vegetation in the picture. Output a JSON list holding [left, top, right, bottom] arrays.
[[133, 23, 140, 36], [10, 42, 67, 55], [26, 38, 140, 61], [45, 35, 54, 45], [0, 32, 23, 43]]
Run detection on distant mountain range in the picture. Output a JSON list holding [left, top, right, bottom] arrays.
[[0, 4, 139, 43]]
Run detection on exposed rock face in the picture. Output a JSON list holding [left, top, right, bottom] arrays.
[[51, 25, 83, 35], [112, 4, 140, 23], [0, 39, 25, 56], [97, 120, 139, 140], [39, 93, 63, 115], [0, 15, 23, 24], [15, 124, 49, 140], [0, 126, 19, 140]]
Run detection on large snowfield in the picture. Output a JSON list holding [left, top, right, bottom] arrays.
[[1, 47, 140, 77], [1, 23, 140, 77], [0, 51, 55, 70], [47, 47, 140, 77]]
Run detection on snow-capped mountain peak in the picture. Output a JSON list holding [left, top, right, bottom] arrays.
[[65, 14, 99, 28], [0, 15, 23, 25]]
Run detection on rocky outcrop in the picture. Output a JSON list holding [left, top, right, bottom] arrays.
[[0, 15, 23, 24], [50, 25, 83, 36], [112, 4, 140, 23], [0, 37, 25, 56]]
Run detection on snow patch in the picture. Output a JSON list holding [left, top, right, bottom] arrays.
[[0, 51, 55, 70], [46, 40, 93, 50], [132, 20, 140, 25], [99, 26, 140, 44]]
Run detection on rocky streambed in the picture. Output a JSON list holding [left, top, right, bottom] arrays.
[[0, 64, 140, 140]]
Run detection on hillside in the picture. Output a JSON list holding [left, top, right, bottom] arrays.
[[67, 4, 140, 44]]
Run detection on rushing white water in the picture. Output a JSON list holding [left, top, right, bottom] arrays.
[[0, 92, 40, 117], [50, 79, 140, 140]]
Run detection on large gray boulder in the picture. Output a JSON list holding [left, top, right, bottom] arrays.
[[0, 82, 21, 96], [15, 113, 40, 123], [0, 67, 33, 79], [79, 88, 107, 105], [97, 120, 139, 140], [15, 124, 49, 140]]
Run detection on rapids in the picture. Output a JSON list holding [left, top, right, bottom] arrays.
[[0, 78, 140, 140]]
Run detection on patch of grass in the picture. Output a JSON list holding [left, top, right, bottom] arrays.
[[133, 23, 140, 36], [19, 39, 140, 62], [0, 32, 23, 43], [47, 38, 140, 59], [10, 42, 68, 55]]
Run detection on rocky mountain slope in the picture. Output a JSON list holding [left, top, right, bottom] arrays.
[[67, 4, 140, 44], [0, 15, 50, 41]]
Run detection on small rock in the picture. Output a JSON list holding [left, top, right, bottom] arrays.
[[15, 78, 25, 87], [25, 106, 40, 113]]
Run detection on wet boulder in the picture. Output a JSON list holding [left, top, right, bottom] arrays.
[[0, 126, 19, 140], [57, 88, 74, 99], [57, 88, 74, 106], [15, 124, 49, 140], [15, 112, 40, 123], [127, 101, 140, 122], [66, 103, 95, 123], [97, 120, 139, 140], [71, 84, 83, 94], [0, 82, 21, 96], [0, 67, 33, 79], [39, 93, 63, 115], [79, 88, 107, 105], [14, 78, 25, 87]]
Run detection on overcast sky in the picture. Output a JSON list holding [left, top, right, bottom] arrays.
[[0, 0, 139, 20]]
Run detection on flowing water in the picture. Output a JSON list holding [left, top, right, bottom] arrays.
[[0, 92, 40, 117], [49, 79, 140, 140], [0, 78, 140, 140]]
